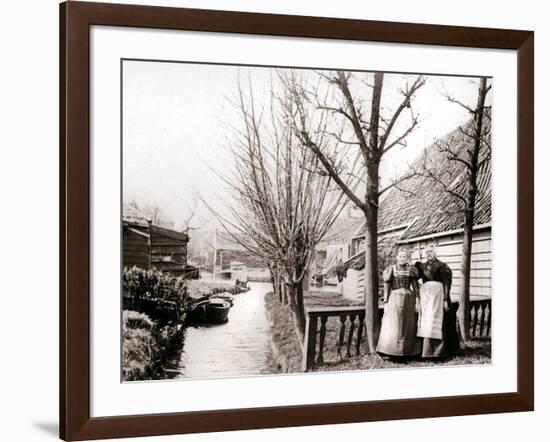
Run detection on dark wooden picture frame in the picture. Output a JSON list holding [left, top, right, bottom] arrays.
[[60, 1, 534, 440]]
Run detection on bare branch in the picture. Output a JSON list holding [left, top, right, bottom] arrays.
[[444, 93, 476, 114], [297, 129, 366, 211], [379, 75, 425, 153], [378, 168, 419, 196]]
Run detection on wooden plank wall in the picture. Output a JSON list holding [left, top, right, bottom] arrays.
[[150, 233, 188, 273], [350, 228, 492, 301], [122, 227, 189, 273], [409, 228, 492, 300], [122, 229, 149, 269]]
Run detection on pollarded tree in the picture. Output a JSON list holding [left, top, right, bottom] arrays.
[[282, 71, 424, 353], [208, 76, 347, 340]]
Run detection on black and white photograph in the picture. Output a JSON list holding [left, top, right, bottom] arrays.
[[121, 60, 492, 381], [1, 0, 544, 440]]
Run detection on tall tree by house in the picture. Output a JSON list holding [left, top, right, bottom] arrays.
[[282, 71, 425, 353], [420, 78, 492, 340]]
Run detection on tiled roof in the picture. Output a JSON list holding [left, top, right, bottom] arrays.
[[322, 212, 365, 244], [356, 117, 491, 241]]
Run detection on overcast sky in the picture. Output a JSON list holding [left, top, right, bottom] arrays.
[[122, 60, 490, 230]]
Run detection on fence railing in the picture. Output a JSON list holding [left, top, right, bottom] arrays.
[[303, 306, 375, 371], [303, 299, 491, 371], [469, 299, 491, 338]]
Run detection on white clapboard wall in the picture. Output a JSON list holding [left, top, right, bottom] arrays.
[[347, 227, 492, 302]]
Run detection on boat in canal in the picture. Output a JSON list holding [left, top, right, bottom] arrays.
[[212, 292, 234, 306], [206, 298, 231, 323], [188, 297, 231, 324]]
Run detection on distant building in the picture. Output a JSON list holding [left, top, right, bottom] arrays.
[[123, 221, 197, 277], [311, 206, 364, 287], [214, 232, 269, 280], [122, 203, 197, 278]]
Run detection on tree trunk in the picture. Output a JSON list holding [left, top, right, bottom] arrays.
[[457, 77, 487, 341], [295, 280, 306, 339], [363, 72, 383, 353], [270, 268, 281, 303], [287, 281, 306, 342], [281, 282, 288, 304], [302, 268, 310, 293], [363, 197, 380, 353], [458, 208, 474, 340]]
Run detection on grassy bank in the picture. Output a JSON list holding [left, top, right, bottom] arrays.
[[265, 290, 491, 373], [122, 310, 185, 381], [186, 279, 248, 297], [122, 311, 162, 381], [264, 293, 303, 373]]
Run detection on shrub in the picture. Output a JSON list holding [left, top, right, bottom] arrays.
[[123, 267, 189, 321], [122, 310, 162, 381], [123, 266, 188, 300]]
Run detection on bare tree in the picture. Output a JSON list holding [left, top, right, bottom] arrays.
[[144, 204, 172, 228], [179, 192, 210, 234], [422, 78, 491, 340], [282, 70, 425, 353], [205, 76, 347, 340]]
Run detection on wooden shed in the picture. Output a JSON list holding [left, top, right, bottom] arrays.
[[338, 120, 491, 303], [122, 223, 150, 269], [122, 221, 191, 277]]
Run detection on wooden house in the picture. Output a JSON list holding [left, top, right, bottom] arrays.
[[312, 208, 365, 288], [122, 221, 194, 277], [336, 121, 491, 303], [214, 232, 269, 280]]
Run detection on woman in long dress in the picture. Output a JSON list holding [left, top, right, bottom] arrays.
[[376, 247, 421, 357], [415, 244, 460, 358]]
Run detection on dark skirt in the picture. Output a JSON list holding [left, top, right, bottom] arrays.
[[376, 288, 421, 357], [421, 308, 460, 358]]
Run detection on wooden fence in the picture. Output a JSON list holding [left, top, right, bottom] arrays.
[[470, 299, 491, 338], [303, 300, 491, 371], [302, 306, 369, 371]]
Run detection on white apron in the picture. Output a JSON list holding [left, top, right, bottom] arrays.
[[417, 281, 444, 340]]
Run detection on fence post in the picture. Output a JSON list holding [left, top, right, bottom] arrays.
[[302, 314, 318, 372]]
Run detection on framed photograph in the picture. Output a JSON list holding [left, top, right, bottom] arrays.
[[60, 1, 534, 440]]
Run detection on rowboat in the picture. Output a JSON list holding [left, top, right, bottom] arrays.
[[206, 298, 231, 323], [212, 292, 234, 306], [188, 298, 231, 324]]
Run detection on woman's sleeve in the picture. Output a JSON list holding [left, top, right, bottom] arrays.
[[410, 265, 420, 279], [441, 263, 453, 289], [413, 261, 423, 279], [382, 265, 394, 283]]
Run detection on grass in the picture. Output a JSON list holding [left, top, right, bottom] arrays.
[[186, 279, 239, 298], [264, 293, 303, 373], [265, 290, 491, 374], [315, 337, 492, 372]]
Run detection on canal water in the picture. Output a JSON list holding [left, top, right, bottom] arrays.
[[167, 282, 276, 379]]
